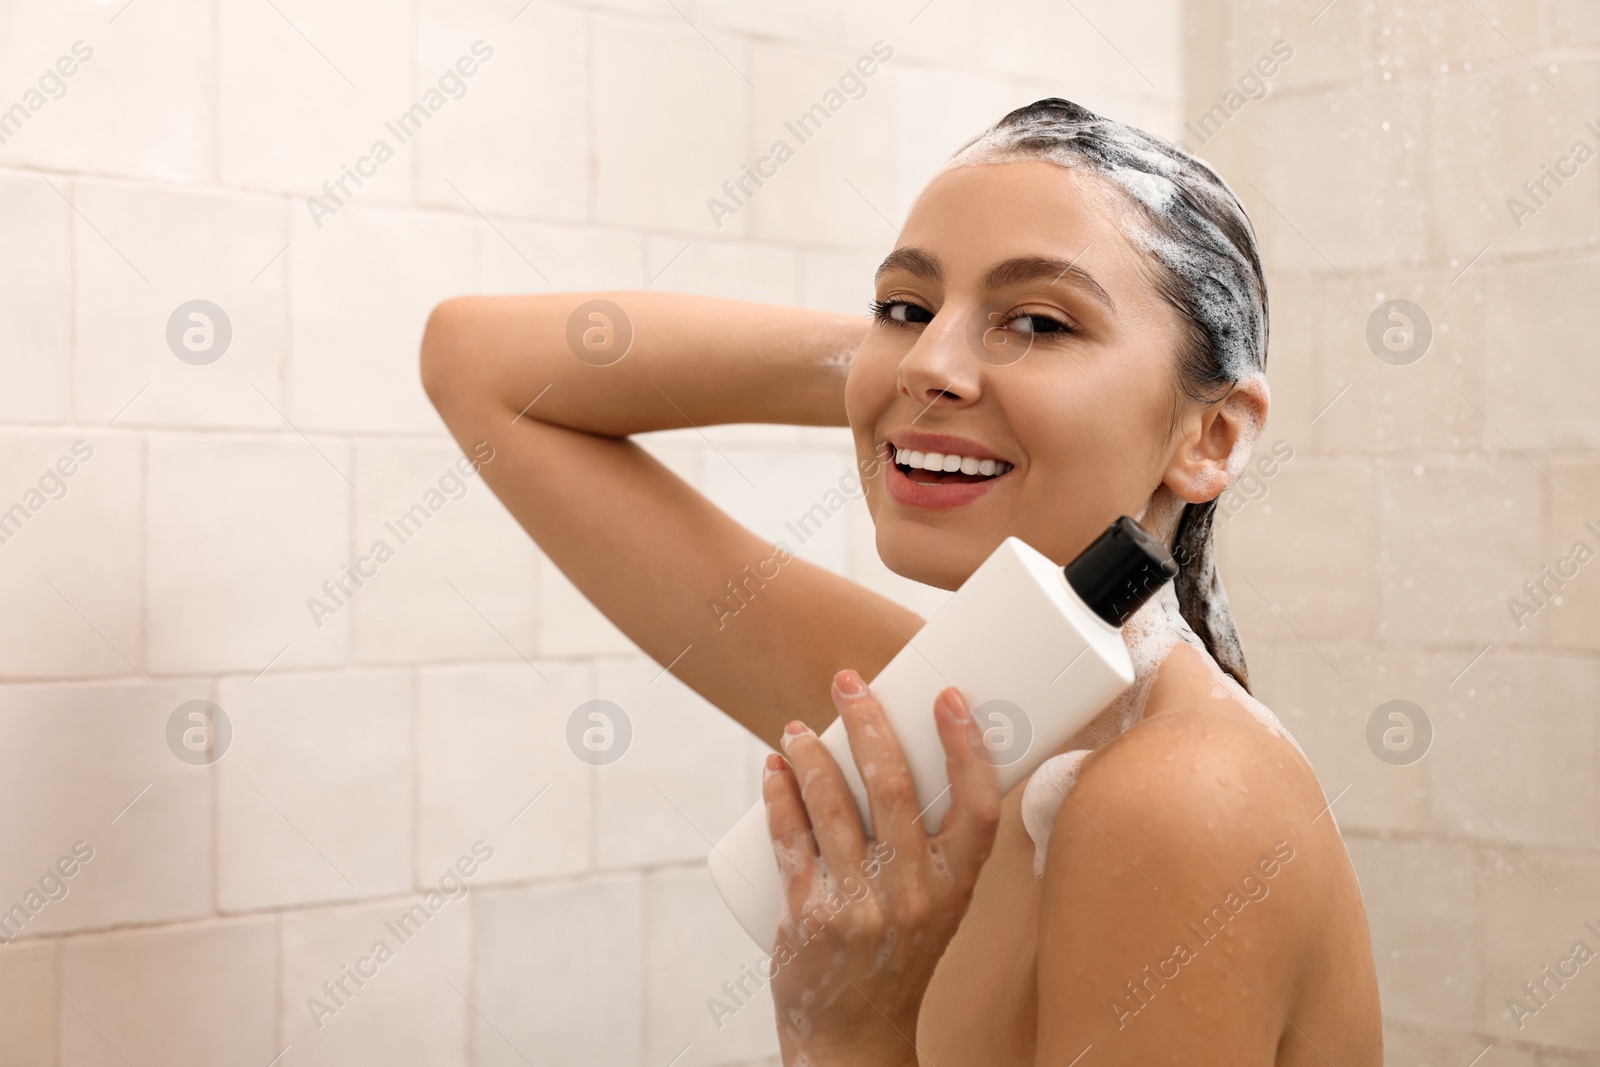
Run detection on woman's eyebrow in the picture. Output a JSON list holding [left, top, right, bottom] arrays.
[[874, 246, 943, 284], [874, 247, 1115, 312], [985, 255, 1114, 311]]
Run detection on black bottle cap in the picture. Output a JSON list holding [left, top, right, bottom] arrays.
[[1062, 516, 1179, 627]]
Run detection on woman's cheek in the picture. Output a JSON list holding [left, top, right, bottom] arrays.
[[845, 341, 896, 406]]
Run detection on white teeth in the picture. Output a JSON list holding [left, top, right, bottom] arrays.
[[892, 445, 1012, 477]]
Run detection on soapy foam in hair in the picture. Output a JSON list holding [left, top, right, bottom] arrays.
[[934, 101, 1267, 386]]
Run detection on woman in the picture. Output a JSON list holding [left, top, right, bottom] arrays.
[[421, 98, 1382, 1065]]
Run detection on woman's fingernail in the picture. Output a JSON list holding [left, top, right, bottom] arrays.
[[780, 720, 810, 751], [940, 689, 970, 723], [763, 753, 784, 779], [834, 669, 866, 698]]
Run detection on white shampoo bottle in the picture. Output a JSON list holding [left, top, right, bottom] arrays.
[[708, 516, 1178, 951]]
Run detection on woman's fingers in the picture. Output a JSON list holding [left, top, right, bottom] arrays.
[[778, 718, 870, 879], [767, 675, 1000, 934], [830, 669, 927, 861], [930, 686, 1003, 886], [760, 753, 821, 926]]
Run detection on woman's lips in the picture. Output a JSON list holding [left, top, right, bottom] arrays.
[[883, 458, 1010, 510]]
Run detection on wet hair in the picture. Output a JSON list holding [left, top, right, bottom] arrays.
[[941, 98, 1269, 691]]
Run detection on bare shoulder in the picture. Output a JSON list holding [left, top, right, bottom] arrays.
[[1029, 641, 1369, 1061], [1052, 641, 1345, 930]]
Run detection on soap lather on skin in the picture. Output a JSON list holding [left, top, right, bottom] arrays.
[[1018, 579, 1316, 878]]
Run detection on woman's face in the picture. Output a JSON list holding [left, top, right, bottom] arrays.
[[845, 157, 1196, 590]]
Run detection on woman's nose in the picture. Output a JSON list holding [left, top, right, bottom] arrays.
[[896, 304, 984, 408]]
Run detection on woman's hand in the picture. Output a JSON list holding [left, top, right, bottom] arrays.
[[762, 668, 1002, 1067]]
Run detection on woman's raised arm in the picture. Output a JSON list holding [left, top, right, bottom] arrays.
[[422, 291, 862, 436], [419, 291, 926, 749]]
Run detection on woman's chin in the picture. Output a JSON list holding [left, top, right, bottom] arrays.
[[875, 527, 987, 592]]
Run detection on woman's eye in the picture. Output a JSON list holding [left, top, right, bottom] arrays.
[[870, 300, 1074, 336], [870, 299, 934, 327], [1006, 312, 1074, 336]]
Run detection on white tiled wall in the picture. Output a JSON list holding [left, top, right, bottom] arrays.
[[1197, 0, 1600, 1059], [0, 0, 1181, 1062]]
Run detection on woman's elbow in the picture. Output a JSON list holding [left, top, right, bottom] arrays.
[[419, 295, 475, 408]]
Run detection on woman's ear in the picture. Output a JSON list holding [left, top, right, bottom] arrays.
[[1161, 375, 1270, 504]]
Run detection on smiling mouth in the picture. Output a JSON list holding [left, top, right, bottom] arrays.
[[891, 444, 1014, 485]]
